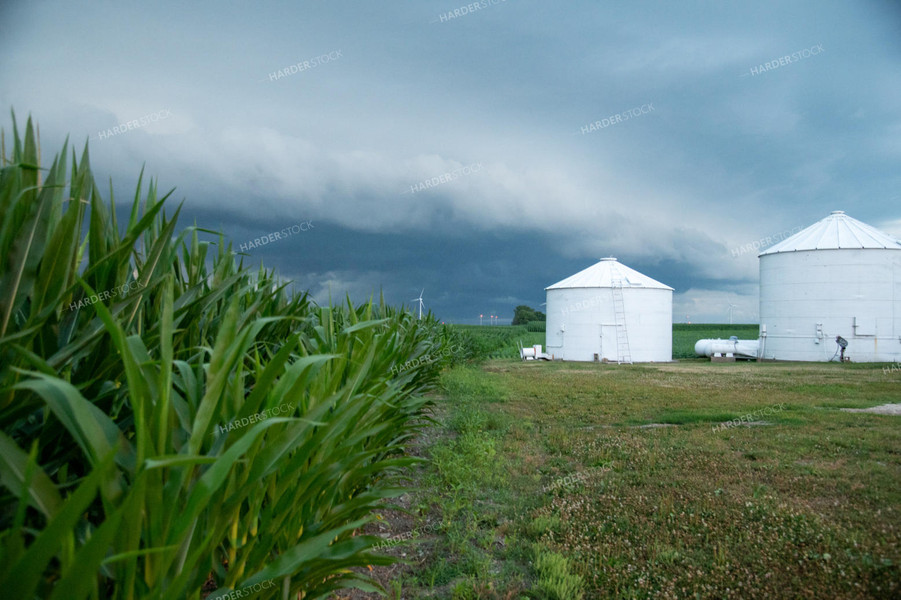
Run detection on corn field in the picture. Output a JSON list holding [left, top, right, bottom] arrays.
[[0, 113, 462, 599]]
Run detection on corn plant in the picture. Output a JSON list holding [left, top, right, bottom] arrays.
[[0, 112, 457, 599]]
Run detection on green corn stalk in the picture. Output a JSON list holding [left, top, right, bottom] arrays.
[[0, 112, 460, 599]]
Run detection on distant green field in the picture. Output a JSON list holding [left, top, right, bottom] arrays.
[[672, 323, 758, 358], [454, 323, 759, 360], [452, 324, 544, 359]]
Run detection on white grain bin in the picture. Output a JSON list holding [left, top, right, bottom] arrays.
[[545, 257, 673, 362], [758, 211, 901, 362]]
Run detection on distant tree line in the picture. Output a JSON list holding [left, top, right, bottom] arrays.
[[512, 305, 546, 325]]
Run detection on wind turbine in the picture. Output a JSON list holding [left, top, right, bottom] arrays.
[[728, 303, 737, 325], [412, 289, 425, 319]]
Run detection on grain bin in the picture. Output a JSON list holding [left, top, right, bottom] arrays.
[[545, 257, 673, 363], [758, 211, 901, 362]]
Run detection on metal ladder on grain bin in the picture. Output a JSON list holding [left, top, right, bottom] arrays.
[[610, 279, 632, 364]]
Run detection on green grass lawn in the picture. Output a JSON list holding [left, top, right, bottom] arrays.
[[359, 359, 900, 599]]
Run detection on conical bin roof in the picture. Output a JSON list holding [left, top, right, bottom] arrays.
[[546, 257, 673, 291], [760, 211, 901, 256]]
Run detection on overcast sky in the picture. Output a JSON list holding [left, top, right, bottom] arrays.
[[2, 0, 899, 324]]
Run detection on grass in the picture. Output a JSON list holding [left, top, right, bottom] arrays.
[[358, 359, 900, 599], [455, 323, 760, 361]]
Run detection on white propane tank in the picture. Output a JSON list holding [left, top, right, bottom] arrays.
[[694, 337, 759, 359]]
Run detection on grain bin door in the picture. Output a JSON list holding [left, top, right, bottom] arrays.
[[600, 325, 618, 362]]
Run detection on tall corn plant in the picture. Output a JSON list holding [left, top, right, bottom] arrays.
[[0, 113, 453, 599]]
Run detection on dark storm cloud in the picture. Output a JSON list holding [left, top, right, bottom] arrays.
[[2, 0, 899, 323]]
